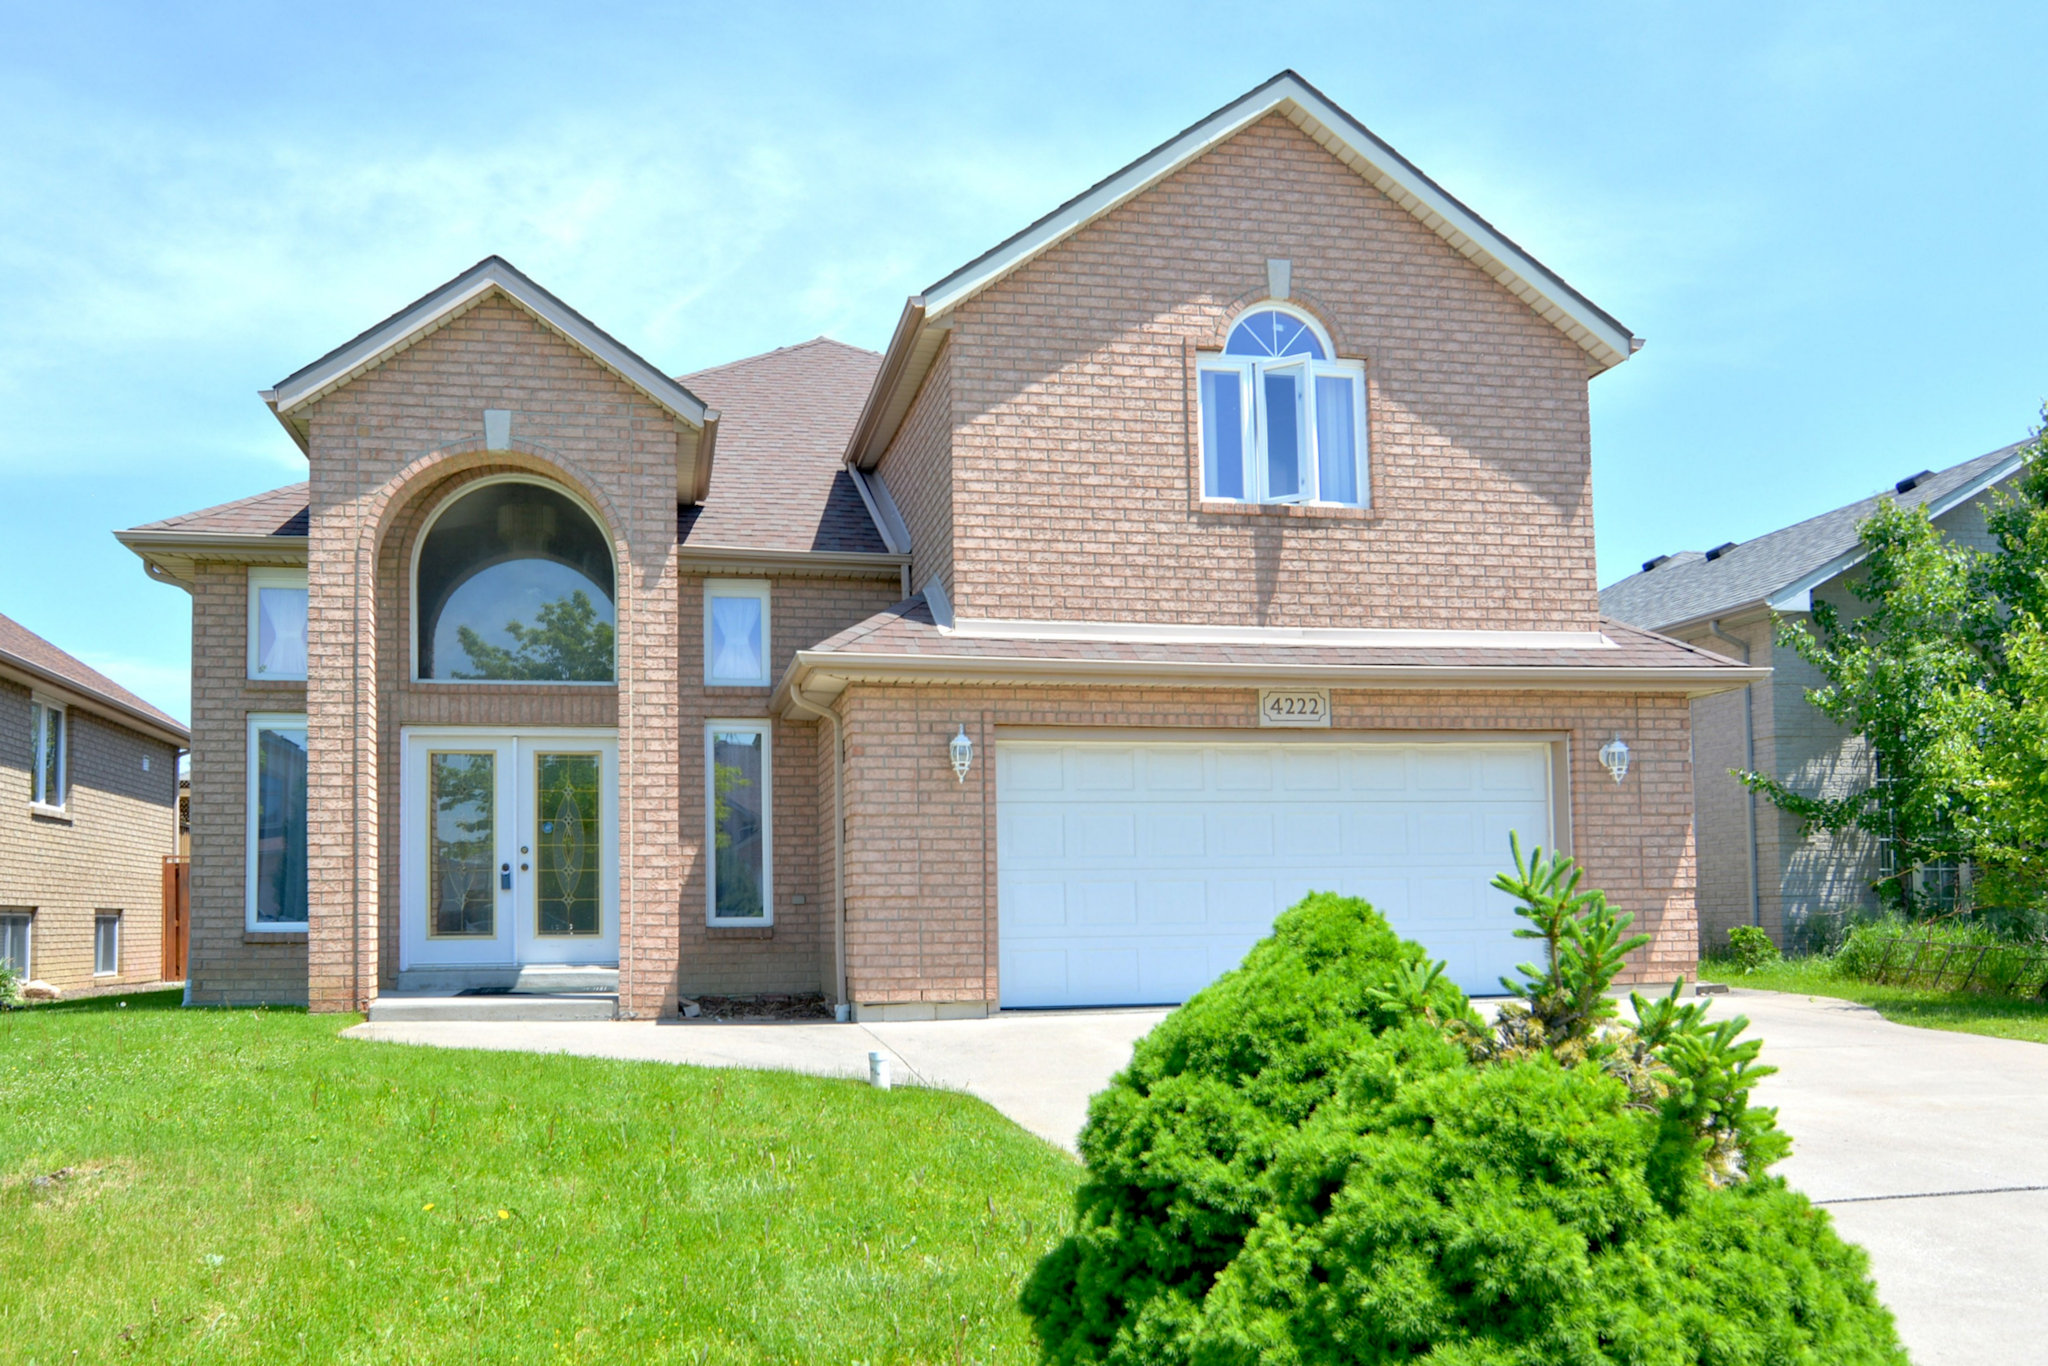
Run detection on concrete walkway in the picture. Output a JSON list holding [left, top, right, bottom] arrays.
[[345, 1007, 1171, 1151], [346, 989, 2048, 1364]]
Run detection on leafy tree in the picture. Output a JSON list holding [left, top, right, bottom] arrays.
[[454, 590, 615, 682], [1739, 418, 2048, 911]]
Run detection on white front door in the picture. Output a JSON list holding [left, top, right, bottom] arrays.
[[996, 738, 1555, 1008], [399, 729, 620, 970]]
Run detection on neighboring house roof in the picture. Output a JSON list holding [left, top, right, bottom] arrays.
[[0, 611, 188, 745], [676, 339, 898, 566], [1601, 440, 2032, 633], [257, 256, 721, 503], [775, 598, 1759, 706], [846, 69, 1640, 469]]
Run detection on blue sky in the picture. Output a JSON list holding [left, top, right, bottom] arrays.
[[3, 2, 2043, 726]]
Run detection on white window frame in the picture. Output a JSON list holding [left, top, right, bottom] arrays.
[[703, 579, 773, 688], [245, 712, 310, 933], [28, 696, 66, 813], [705, 720, 773, 927], [248, 567, 310, 681], [0, 912, 30, 979], [94, 912, 120, 976], [1196, 305, 1369, 508]]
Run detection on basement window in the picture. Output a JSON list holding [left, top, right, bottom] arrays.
[[1198, 306, 1367, 507]]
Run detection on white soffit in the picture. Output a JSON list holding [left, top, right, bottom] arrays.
[[262, 256, 711, 431], [918, 71, 1637, 369]]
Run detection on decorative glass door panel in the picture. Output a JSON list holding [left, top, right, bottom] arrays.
[[401, 730, 619, 971], [533, 753, 601, 937]]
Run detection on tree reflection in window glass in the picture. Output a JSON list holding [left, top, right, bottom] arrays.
[[416, 481, 616, 681], [429, 752, 495, 937]]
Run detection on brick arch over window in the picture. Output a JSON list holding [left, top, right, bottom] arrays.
[[344, 444, 639, 996]]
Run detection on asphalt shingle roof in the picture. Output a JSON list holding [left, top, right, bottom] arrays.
[[806, 598, 1746, 674], [1600, 441, 2030, 632], [677, 338, 887, 554], [127, 482, 310, 538], [0, 611, 187, 738]]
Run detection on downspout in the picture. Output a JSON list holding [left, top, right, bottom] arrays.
[[784, 680, 847, 1014], [1705, 620, 1763, 930]]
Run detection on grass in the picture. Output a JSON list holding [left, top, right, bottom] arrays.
[[1697, 954, 2048, 1045], [0, 992, 1082, 1364]]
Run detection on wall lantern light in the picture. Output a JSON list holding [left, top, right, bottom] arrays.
[[950, 724, 974, 783], [1599, 733, 1632, 784]]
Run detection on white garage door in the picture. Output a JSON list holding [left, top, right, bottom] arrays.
[[996, 739, 1553, 1008]]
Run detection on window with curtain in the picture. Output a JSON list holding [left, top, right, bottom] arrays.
[[1197, 306, 1368, 507], [249, 569, 309, 680], [703, 581, 771, 687]]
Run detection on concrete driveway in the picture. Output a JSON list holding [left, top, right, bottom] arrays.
[[347, 989, 2048, 1364]]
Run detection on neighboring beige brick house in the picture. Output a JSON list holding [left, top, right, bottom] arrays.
[[0, 612, 187, 995], [1602, 440, 2028, 953], [120, 72, 1757, 1019]]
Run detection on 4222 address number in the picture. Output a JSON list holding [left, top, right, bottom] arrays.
[[1258, 688, 1331, 728]]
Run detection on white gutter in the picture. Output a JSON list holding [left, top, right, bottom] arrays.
[[781, 681, 848, 1014]]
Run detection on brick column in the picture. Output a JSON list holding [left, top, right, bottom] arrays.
[[617, 466, 682, 1019]]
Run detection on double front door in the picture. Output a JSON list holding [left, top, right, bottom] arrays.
[[399, 729, 620, 969]]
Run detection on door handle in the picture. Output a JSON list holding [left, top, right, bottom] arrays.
[[500, 862, 512, 891]]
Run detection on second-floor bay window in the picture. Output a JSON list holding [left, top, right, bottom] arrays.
[[1198, 306, 1368, 507]]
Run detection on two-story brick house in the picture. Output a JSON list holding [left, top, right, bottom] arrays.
[[118, 72, 1759, 1019], [2, 612, 187, 995]]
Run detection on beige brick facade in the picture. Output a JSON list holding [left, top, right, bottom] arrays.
[[916, 115, 1599, 631], [158, 94, 1723, 1016], [1, 677, 180, 994]]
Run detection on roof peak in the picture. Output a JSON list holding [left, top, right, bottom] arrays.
[[679, 335, 880, 382]]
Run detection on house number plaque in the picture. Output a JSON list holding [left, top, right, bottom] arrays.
[[1258, 689, 1331, 728]]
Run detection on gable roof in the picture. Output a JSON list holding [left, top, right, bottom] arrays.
[[259, 257, 719, 501], [676, 338, 896, 561], [1600, 439, 2032, 633], [0, 611, 188, 745], [846, 69, 1639, 468]]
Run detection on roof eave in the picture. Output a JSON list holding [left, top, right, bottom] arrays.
[[774, 648, 1767, 714], [0, 653, 189, 748]]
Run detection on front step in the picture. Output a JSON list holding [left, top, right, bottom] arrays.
[[392, 965, 619, 995], [366, 992, 618, 1023]]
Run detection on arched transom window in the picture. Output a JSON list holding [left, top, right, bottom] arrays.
[[414, 480, 616, 682], [1198, 305, 1367, 506]]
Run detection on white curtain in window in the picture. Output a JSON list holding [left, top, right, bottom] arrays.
[[709, 596, 764, 682], [258, 586, 309, 677]]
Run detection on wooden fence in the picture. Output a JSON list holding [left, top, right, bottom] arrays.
[[161, 855, 189, 983], [1870, 936, 2048, 997]]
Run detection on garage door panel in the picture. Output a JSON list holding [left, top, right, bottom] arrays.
[[998, 741, 1552, 1007], [1141, 881, 1207, 925], [1279, 809, 1343, 857], [1144, 809, 1207, 857], [1213, 810, 1275, 857], [1075, 810, 1137, 858], [1076, 882, 1139, 925]]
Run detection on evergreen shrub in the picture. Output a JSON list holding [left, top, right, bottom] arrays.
[[1022, 848, 1907, 1365]]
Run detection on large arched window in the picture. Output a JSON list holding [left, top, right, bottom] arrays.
[[1198, 305, 1367, 507], [414, 479, 616, 682]]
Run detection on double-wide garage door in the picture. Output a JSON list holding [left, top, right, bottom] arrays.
[[996, 739, 1553, 1008]]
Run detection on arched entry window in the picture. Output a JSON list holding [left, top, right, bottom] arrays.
[[414, 480, 616, 682]]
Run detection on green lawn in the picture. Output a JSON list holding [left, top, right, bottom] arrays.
[[1697, 956, 2048, 1045], [0, 992, 1081, 1364]]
